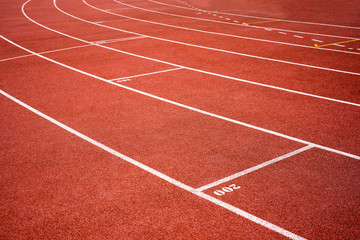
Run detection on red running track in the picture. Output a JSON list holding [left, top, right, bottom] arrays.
[[1, 0, 359, 239]]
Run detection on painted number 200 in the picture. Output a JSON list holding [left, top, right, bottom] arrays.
[[213, 184, 241, 196]]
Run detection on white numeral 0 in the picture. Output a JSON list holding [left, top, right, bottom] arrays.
[[213, 184, 241, 196]]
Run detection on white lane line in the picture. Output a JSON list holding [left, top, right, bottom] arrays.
[[93, 35, 147, 44], [278, 32, 287, 35], [1, 90, 307, 239], [150, 0, 360, 30], [96, 18, 133, 23], [196, 145, 314, 192], [334, 44, 346, 47], [102, 1, 360, 56], [0, 44, 91, 62], [3, 34, 360, 162], [147, 0, 359, 39], [27, 1, 360, 108], [83, 0, 360, 75], [312, 39, 323, 42], [110, 67, 184, 81], [293, 35, 304, 38]]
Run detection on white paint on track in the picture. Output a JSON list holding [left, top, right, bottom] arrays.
[[82, 1, 360, 71], [0, 53, 307, 240], [19, 0, 360, 108], [148, 0, 360, 30], [197, 145, 314, 191], [2, 34, 359, 162], [81, 1, 359, 58], [0, 44, 92, 62], [110, 0, 360, 54], [110, 67, 184, 81]]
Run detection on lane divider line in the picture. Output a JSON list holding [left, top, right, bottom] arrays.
[[169, 0, 360, 51], [163, 0, 360, 30], [242, 20, 281, 26], [0, 44, 92, 62], [0, 89, 307, 240], [196, 145, 314, 192], [104, 0, 360, 55], [23, 0, 360, 109], [314, 38, 360, 48], [312, 39, 323, 42], [83, 0, 360, 75], [2, 34, 359, 161], [110, 67, 184, 81], [123, 0, 360, 41], [0, 36, 147, 63]]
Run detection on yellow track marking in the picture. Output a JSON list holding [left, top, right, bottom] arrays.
[[242, 20, 281, 25], [314, 38, 360, 47]]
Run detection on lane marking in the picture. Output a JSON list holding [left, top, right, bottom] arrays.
[[95, 0, 360, 56], [151, 0, 360, 30], [197, 145, 314, 192], [1, 89, 307, 240], [92, 35, 147, 44], [110, 67, 184, 81], [242, 20, 281, 25], [119, 0, 360, 42], [3, 34, 360, 163], [24, 0, 360, 109], [278, 32, 287, 35], [95, 18, 133, 23], [312, 39, 323, 42], [0, 36, 146, 63], [314, 38, 360, 48], [0, 44, 92, 62], [82, 0, 360, 75], [293, 35, 304, 38]]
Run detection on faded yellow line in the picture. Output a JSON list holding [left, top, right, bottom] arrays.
[[314, 38, 360, 47], [242, 20, 281, 25]]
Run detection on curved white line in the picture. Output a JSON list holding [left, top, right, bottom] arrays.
[[149, 0, 360, 30], [81, 0, 360, 75], [121, 0, 359, 41], [24, 0, 360, 107], [2, 1, 358, 162], [0, 87, 307, 240], [2, 34, 360, 162], [106, 0, 360, 56]]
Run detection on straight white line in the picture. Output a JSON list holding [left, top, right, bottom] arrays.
[[196, 145, 314, 192], [0, 89, 307, 240], [83, 1, 360, 75], [25, 1, 360, 108], [145, 0, 360, 39], [96, 18, 133, 23], [293, 35, 304, 38], [279, 32, 287, 35], [110, 67, 183, 81], [93, 35, 147, 44], [312, 39, 323, 42], [0, 36, 147, 63], [149, 0, 360, 30], [0, 44, 92, 62], [3, 34, 359, 162]]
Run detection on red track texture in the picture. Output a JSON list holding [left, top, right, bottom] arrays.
[[1, 0, 359, 239]]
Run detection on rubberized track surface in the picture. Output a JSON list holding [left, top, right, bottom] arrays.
[[1, 0, 359, 239]]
